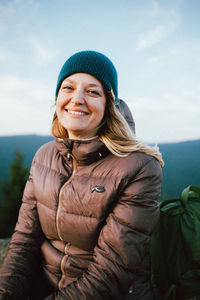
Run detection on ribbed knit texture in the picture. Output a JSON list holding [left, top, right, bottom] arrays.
[[55, 51, 118, 101]]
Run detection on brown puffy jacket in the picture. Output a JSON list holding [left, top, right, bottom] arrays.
[[0, 138, 162, 300]]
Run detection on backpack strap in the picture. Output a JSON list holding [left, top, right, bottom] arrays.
[[181, 185, 200, 207]]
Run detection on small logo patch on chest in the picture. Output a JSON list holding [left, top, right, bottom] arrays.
[[91, 186, 105, 193]]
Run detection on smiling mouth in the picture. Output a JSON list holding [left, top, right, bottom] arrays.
[[66, 110, 88, 116]]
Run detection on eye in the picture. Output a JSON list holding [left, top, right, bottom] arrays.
[[88, 90, 100, 96], [62, 85, 73, 91]]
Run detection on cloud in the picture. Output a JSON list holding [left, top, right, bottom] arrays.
[[0, 48, 14, 62], [132, 93, 200, 114], [0, 75, 54, 135], [0, 0, 39, 33], [137, 1, 180, 50], [0, 75, 50, 103], [0, 1, 15, 32], [29, 37, 59, 64], [148, 0, 160, 17], [147, 56, 161, 64], [169, 47, 179, 55], [138, 26, 165, 49], [127, 92, 200, 143]]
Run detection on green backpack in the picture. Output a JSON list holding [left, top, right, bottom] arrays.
[[150, 185, 200, 300]]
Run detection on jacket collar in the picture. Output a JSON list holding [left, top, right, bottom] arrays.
[[55, 137, 110, 166]]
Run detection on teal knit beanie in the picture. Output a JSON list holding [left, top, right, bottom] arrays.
[[55, 50, 118, 103]]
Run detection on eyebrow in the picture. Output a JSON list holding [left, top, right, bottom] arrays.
[[87, 83, 102, 88], [63, 79, 102, 89]]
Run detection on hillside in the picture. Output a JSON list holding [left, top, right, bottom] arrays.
[[0, 135, 54, 180], [0, 135, 199, 199], [159, 140, 200, 198]]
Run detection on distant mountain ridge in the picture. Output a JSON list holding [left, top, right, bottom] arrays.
[[0, 135, 199, 199], [158, 139, 200, 198]]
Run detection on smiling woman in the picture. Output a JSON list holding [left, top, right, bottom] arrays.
[[0, 50, 163, 300], [56, 73, 106, 140]]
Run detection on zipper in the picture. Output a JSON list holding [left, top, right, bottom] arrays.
[[60, 242, 71, 274], [64, 241, 71, 254], [56, 205, 63, 241], [56, 152, 77, 241]]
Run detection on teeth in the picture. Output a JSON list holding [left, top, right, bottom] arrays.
[[68, 110, 86, 115]]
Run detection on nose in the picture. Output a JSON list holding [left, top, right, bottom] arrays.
[[71, 88, 85, 105]]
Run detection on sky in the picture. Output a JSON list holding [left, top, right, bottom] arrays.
[[0, 0, 200, 143]]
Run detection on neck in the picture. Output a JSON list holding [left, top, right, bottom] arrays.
[[68, 136, 98, 142]]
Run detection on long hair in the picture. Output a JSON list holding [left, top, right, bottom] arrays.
[[51, 92, 164, 167]]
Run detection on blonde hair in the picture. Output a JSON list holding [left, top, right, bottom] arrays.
[[52, 92, 164, 167]]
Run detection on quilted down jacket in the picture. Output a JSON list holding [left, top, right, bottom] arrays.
[[0, 137, 162, 300]]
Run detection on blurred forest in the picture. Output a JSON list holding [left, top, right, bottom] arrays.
[[0, 135, 200, 238], [0, 150, 29, 237]]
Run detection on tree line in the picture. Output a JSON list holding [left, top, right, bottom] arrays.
[[0, 150, 29, 238]]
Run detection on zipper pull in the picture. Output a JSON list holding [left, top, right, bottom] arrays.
[[67, 151, 71, 161], [66, 140, 73, 161]]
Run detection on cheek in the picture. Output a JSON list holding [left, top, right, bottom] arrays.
[[56, 92, 70, 107], [98, 101, 106, 118], [92, 104, 105, 120], [92, 97, 106, 114], [55, 100, 65, 120], [56, 96, 66, 114], [55, 102, 61, 115]]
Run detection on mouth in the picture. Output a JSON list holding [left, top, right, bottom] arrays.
[[65, 109, 88, 116]]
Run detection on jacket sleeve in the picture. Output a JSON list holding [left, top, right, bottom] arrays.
[[0, 163, 44, 300], [55, 157, 162, 300]]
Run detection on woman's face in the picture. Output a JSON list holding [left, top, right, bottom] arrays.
[[56, 73, 106, 139]]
